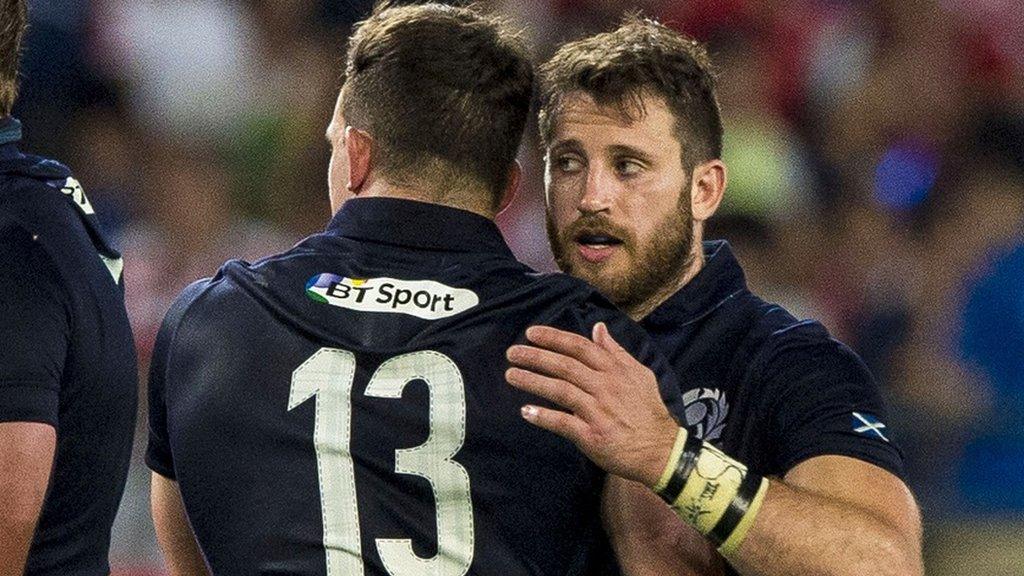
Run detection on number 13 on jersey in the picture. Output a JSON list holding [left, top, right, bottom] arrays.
[[288, 348, 475, 576]]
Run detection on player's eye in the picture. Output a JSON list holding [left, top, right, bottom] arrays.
[[615, 158, 643, 177], [554, 155, 584, 174]]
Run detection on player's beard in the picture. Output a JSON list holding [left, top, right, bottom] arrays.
[[547, 193, 695, 316]]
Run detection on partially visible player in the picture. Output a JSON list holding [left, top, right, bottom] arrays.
[[0, 0, 138, 574], [147, 4, 685, 575], [507, 15, 923, 576]]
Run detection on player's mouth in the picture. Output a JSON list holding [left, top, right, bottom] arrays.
[[575, 233, 623, 264]]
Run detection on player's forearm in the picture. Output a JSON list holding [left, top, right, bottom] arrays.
[[648, 430, 921, 576], [0, 422, 56, 575], [151, 473, 211, 576], [0, 481, 47, 574], [603, 476, 726, 576], [0, 519, 39, 576], [722, 480, 922, 576]]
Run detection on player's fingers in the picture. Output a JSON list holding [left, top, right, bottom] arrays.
[[593, 322, 640, 364], [525, 325, 610, 371], [520, 404, 590, 445], [505, 367, 596, 419], [593, 322, 623, 353], [507, 344, 597, 392]]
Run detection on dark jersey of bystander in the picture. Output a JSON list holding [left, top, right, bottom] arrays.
[[0, 117, 138, 575]]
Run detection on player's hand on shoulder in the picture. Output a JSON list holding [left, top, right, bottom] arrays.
[[506, 322, 678, 487]]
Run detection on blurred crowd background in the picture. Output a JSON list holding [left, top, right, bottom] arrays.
[[12, 0, 1024, 573]]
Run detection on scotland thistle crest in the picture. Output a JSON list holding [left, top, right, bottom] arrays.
[[683, 388, 729, 442]]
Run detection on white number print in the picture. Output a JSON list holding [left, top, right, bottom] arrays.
[[365, 352, 474, 576], [289, 348, 474, 576], [288, 349, 363, 575]]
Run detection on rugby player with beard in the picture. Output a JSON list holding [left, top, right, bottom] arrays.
[[505, 16, 924, 576]]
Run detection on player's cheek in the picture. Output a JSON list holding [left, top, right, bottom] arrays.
[[547, 175, 582, 216]]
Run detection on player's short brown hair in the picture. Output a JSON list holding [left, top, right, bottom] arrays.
[[0, 0, 27, 116], [538, 14, 722, 175], [342, 2, 533, 203]]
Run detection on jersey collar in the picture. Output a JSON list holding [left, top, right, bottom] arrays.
[[324, 196, 516, 257], [643, 240, 748, 328]]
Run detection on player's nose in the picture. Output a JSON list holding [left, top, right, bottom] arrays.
[[578, 167, 614, 215]]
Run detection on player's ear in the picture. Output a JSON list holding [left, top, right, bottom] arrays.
[[496, 160, 521, 215], [690, 159, 726, 222], [345, 126, 373, 193]]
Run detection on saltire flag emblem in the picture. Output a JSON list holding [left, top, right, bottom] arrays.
[[852, 412, 889, 442]]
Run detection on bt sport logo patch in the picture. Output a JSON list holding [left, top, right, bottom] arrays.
[[305, 274, 479, 320]]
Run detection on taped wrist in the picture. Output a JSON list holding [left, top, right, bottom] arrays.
[[653, 427, 769, 555]]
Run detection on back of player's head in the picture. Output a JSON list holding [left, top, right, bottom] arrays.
[[342, 2, 534, 205], [538, 14, 723, 176], [0, 0, 27, 117]]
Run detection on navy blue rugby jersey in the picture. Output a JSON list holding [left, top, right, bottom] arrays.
[[642, 241, 905, 480], [146, 197, 685, 576], [0, 118, 138, 575]]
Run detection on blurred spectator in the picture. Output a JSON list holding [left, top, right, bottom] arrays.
[[13, 0, 94, 157], [94, 1, 257, 143], [121, 143, 293, 358], [65, 104, 140, 238], [953, 165, 1024, 513], [713, 35, 814, 220]]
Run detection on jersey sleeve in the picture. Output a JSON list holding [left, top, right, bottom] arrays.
[[757, 333, 906, 479], [0, 221, 71, 426], [145, 280, 209, 479]]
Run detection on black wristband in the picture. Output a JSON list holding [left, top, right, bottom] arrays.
[[707, 470, 764, 546], [657, 432, 703, 504]]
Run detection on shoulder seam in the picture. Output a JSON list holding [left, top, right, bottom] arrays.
[[156, 279, 219, 389], [745, 318, 831, 385], [769, 318, 820, 337]]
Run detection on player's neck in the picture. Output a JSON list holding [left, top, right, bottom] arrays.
[[625, 239, 706, 321], [354, 180, 498, 221]]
